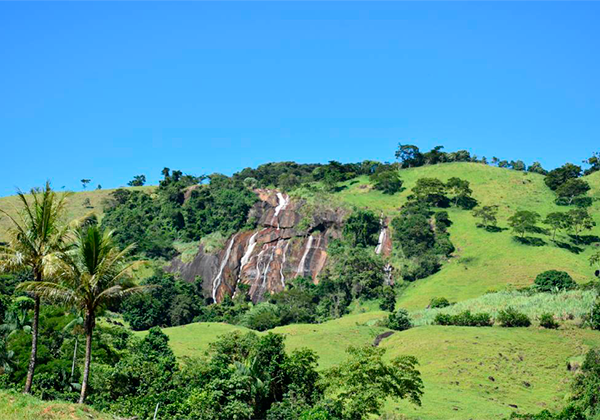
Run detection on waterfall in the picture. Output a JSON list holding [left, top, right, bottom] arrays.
[[271, 192, 290, 229], [375, 228, 387, 255], [279, 241, 290, 288], [212, 234, 238, 303], [239, 231, 260, 270], [296, 235, 314, 276]]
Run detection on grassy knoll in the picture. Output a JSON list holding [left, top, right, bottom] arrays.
[[335, 163, 600, 309], [0, 186, 153, 241], [381, 326, 600, 420], [136, 311, 388, 368], [0, 390, 111, 420]]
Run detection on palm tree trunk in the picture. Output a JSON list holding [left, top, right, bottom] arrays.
[[23, 296, 40, 394], [78, 313, 94, 404]]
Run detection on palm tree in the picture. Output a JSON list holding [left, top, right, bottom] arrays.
[[18, 225, 150, 403], [0, 182, 70, 394]]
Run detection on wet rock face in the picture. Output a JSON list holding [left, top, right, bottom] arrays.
[[167, 191, 342, 303]]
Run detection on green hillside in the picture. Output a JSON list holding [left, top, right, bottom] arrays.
[[0, 186, 153, 242], [0, 390, 111, 420], [332, 163, 600, 309], [144, 314, 600, 420]]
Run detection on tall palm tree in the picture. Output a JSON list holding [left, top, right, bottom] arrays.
[[18, 225, 150, 403], [0, 182, 70, 394]]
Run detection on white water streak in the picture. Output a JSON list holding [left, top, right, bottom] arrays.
[[271, 192, 290, 229], [375, 228, 387, 255], [279, 241, 290, 288], [212, 234, 238, 303], [296, 235, 314, 276]]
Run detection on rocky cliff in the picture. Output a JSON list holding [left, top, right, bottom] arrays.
[[168, 190, 352, 303]]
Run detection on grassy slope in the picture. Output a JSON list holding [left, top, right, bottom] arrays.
[[381, 327, 600, 420], [0, 186, 153, 241], [0, 390, 110, 420], [150, 317, 600, 420], [336, 163, 600, 310]]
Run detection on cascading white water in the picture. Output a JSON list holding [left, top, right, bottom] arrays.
[[271, 192, 290, 229], [279, 241, 290, 288], [296, 235, 314, 276], [212, 234, 238, 303], [375, 228, 387, 255], [239, 231, 259, 270]]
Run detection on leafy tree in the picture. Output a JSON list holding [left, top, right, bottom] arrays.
[[569, 348, 600, 416], [370, 170, 403, 195], [80, 179, 91, 189], [507, 210, 541, 238], [472, 205, 499, 229], [567, 208, 596, 237], [241, 303, 282, 331], [379, 286, 396, 312], [445, 177, 473, 208], [422, 145, 447, 165], [409, 178, 448, 207], [590, 250, 600, 274], [528, 162, 548, 175], [510, 160, 526, 171], [556, 179, 590, 205], [127, 175, 146, 187], [387, 308, 412, 331], [325, 345, 423, 420], [583, 152, 600, 175], [543, 212, 571, 240], [534, 270, 576, 292], [343, 210, 380, 247], [395, 144, 424, 168], [544, 163, 582, 191], [18, 225, 151, 403], [0, 182, 70, 394]]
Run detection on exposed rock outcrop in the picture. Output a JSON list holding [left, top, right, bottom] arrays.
[[167, 190, 346, 303]]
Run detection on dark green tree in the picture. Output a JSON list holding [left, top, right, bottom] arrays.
[[507, 210, 541, 238]]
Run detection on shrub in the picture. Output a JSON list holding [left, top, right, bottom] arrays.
[[589, 300, 600, 331], [539, 313, 560, 329], [387, 308, 412, 331], [497, 307, 531, 327], [241, 303, 282, 331], [433, 310, 492, 327], [429, 297, 450, 309], [534, 270, 577, 292]]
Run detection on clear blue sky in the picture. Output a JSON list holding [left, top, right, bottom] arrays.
[[1, 2, 599, 196]]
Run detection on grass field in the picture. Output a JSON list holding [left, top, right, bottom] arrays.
[[0, 390, 111, 420], [145, 316, 600, 420], [334, 163, 600, 310]]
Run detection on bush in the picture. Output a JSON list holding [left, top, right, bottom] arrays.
[[497, 307, 531, 327], [433, 310, 492, 327], [429, 297, 450, 309], [589, 300, 600, 331], [387, 308, 412, 331], [534, 270, 577, 292], [539, 313, 560, 329], [241, 303, 282, 331]]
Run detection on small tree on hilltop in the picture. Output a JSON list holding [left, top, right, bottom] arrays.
[[80, 179, 91, 189], [128, 175, 146, 187], [410, 178, 448, 207], [395, 144, 424, 168], [544, 163, 582, 191], [472, 205, 499, 229], [508, 210, 540, 238]]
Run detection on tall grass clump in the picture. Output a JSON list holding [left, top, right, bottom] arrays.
[[412, 290, 597, 327]]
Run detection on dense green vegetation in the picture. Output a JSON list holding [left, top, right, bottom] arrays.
[[1, 145, 600, 419]]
